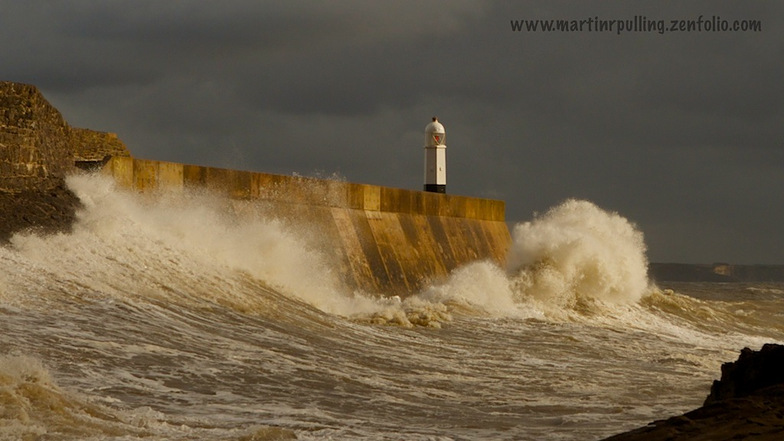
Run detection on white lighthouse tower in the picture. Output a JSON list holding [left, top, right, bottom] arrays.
[[424, 117, 446, 193]]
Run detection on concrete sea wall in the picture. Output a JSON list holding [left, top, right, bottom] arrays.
[[103, 156, 511, 296]]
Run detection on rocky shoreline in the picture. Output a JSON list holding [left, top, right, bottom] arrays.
[[0, 178, 81, 243], [602, 344, 784, 440]]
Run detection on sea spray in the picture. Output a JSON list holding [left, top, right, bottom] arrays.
[[7, 176, 650, 326], [406, 199, 652, 319], [357, 261, 517, 327], [418, 261, 522, 316], [3, 174, 444, 327], [507, 199, 651, 307], [375, 200, 655, 322], [0, 355, 54, 438], [7, 174, 368, 317]]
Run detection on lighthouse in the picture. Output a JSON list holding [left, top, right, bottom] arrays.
[[424, 117, 446, 193]]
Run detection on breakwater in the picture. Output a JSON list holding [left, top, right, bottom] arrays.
[[1, 80, 510, 296], [102, 156, 511, 296]]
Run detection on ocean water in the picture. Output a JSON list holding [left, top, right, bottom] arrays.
[[1, 174, 783, 441]]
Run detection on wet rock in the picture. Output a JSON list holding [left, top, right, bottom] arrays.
[[603, 344, 784, 441], [705, 344, 784, 405], [0, 179, 81, 243]]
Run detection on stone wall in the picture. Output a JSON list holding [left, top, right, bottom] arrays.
[[72, 128, 131, 163], [0, 81, 131, 192], [0, 81, 73, 191]]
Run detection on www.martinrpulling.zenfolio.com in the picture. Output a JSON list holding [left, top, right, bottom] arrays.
[[511, 15, 762, 35]]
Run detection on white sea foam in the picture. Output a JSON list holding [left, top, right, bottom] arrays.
[[419, 261, 517, 314], [7, 174, 370, 317], [403, 199, 653, 323], [0, 176, 722, 333], [507, 199, 651, 306]]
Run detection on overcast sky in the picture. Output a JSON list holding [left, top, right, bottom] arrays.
[[2, 1, 782, 264]]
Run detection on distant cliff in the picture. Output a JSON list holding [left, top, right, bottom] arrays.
[[0, 81, 130, 241], [649, 263, 784, 283]]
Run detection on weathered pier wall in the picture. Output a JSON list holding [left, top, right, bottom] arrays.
[[102, 156, 511, 296], [1, 80, 511, 295]]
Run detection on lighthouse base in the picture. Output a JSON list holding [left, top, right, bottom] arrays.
[[424, 184, 446, 194]]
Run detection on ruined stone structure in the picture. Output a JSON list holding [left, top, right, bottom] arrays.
[[0, 81, 73, 191], [0, 81, 130, 192], [72, 128, 130, 165], [0, 81, 132, 241]]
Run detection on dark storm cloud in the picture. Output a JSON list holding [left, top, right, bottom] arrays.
[[1, 1, 782, 263]]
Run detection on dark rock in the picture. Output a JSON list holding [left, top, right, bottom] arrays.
[[705, 344, 784, 405], [0, 179, 82, 243], [602, 345, 784, 441]]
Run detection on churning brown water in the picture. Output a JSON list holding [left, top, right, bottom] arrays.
[[1, 175, 782, 440]]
